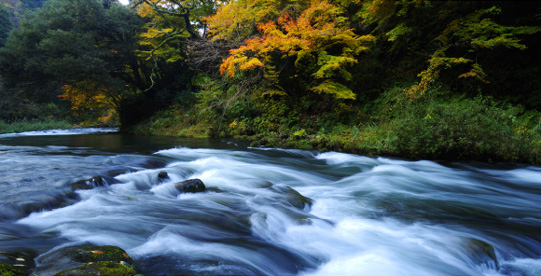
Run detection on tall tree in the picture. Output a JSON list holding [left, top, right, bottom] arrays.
[[0, 0, 142, 122], [0, 5, 12, 47]]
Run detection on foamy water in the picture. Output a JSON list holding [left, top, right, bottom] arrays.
[[1, 131, 540, 275]]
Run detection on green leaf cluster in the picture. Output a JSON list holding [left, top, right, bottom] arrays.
[[0, 6, 12, 47]]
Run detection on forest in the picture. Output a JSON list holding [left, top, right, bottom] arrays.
[[1, 0, 540, 164]]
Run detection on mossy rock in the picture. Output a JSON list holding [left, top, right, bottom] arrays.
[[55, 261, 137, 276], [35, 245, 135, 275], [0, 263, 24, 276], [71, 246, 133, 264]]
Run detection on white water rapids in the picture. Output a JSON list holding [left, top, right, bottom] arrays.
[[1, 129, 540, 275]]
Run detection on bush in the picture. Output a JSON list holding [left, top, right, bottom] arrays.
[[391, 95, 541, 163]]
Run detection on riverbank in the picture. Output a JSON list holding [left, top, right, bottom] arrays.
[[0, 119, 73, 134], [129, 88, 541, 166]]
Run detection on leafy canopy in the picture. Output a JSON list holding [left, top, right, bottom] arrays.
[[0, 0, 141, 120], [213, 0, 375, 100], [0, 5, 12, 47]]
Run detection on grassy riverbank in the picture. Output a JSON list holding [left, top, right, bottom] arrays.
[[0, 119, 73, 134], [130, 86, 541, 165]]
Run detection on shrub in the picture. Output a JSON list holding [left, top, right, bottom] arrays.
[[391, 95, 541, 163]]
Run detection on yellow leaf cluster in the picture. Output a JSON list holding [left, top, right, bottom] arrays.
[[205, 0, 310, 41], [60, 81, 112, 114], [310, 80, 356, 100], [135, 1, 187, 63]]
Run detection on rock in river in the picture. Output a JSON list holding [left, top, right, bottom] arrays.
[[175, 179, 206, 193], [33, 245, 136, 276], [157, 171, 168, 180], [55, 261, 137, 276], [68, 176, 118, 191]]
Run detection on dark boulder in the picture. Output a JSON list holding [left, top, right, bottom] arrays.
[[175, 179, 206, 193], [68, 179, 94, 191], [89, 176, 118, 187], [34, 245, 135, 276], [157, 171, 168, 180]]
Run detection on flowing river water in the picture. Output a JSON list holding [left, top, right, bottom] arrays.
[[1, 128, 540, 275]]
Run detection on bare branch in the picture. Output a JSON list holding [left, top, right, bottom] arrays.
[[186, 38, 242, 72]]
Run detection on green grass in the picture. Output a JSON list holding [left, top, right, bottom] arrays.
[[0, 119, 73, 134]]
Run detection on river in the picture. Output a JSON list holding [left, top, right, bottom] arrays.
[[1, 128, 540, 275]]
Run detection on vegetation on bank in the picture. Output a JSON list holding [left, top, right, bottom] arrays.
[[1, 0, 540, 164], [0, 119, 72, 134], [131, 84, 541, 164]]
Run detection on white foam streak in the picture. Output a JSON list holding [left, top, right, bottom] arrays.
[[0, 128, 117, 138], [316, 151, 380, 165]]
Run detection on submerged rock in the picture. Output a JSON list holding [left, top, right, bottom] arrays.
[[68, 176, 119, 191], [271, 186, 312, 210], [34, 245, 135, 276], [465, 239, 499, 270], [175, 179, 206, 193], [68, 179, 94, 190], [20, 191, 80, 218]]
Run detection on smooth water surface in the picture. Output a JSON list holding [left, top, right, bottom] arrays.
[[1, 129, 540, 275]]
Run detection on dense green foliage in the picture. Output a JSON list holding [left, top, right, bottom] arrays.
[[0, 0, 154, 127], [0, 0, 142, 121], [1, 0, 540, 164], [0, 6, 12, 47]]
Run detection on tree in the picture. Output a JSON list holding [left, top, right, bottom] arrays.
[[213, 0, 375, 101], [134, 0, 203, 39], [133, 0, 226, 77], [0, 0, 142, 123], [353, 0, 541, 101], [0, 5, 12, 47]]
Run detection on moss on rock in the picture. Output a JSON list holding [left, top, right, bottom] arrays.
[[54, 261, 137, 276], [73, 246, 133, 264], [35, 245, 137, 276], [0, 263, 24, 276]]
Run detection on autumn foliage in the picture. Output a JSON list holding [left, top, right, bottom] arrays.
[[211, 0, 375, 100]]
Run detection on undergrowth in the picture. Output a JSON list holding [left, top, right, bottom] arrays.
[[0, 119, 72, 134], [130, 84, 541, 165]]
